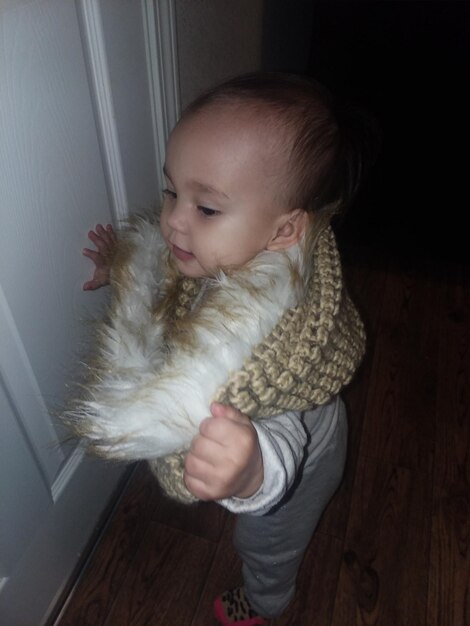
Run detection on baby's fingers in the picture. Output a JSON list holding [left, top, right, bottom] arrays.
[[96, 223, 116, 247], [87, 226, 112, 254], [105, 223, 117, 243], [82, 247, 103, 266], [83, 278, 103, 291]]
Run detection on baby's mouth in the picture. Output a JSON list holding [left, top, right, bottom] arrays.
[[171, 244, 194, 262]]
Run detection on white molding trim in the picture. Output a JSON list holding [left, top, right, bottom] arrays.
[[0, 286, 65, 489], [142, 0, 181, 192], [76, 0, 129, 222], [51, 444, 85, 503]]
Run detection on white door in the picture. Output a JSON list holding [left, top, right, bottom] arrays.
[[0, 1, 178, 624]]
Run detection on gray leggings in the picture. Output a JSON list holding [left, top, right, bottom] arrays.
[[233, 403, 348, 618]]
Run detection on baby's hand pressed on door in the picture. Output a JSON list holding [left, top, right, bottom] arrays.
[[82, 223, 116, 291], [184, 403, 264, 501]]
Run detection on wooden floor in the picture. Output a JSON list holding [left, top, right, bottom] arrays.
[[53, 248, 470, 626]]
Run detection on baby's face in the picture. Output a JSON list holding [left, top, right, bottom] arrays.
[[160, 107, 295, 278]]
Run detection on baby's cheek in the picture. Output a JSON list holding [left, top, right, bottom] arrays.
[[159, 218, 168, 240]]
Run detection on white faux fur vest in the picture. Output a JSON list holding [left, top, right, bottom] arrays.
[[68, 211, 365, 503], [70, 213, 307, 460]]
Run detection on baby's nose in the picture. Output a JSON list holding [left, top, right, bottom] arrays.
[[166, 202, 188, 233]]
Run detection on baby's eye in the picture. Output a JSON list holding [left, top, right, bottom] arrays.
[[198, 206, 220, 217], [162, 188, 177, 199]]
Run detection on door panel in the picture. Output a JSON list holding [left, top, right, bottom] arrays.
[[0, 0, 175, 620], [0, 378, 51, 580], [0, 287, 65, 484], [0, 1, 142, 623]]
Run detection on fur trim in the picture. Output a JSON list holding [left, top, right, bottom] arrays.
[[67, 214, 304, 460]]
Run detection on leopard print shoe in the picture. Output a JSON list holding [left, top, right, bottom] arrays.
[[213, 587, 267, 625]]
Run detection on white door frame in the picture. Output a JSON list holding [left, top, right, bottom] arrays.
[[77, 0, 180, 222], [142, 0, 181, 193]]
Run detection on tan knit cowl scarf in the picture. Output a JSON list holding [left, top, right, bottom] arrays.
[[150, 226, 365, 502]]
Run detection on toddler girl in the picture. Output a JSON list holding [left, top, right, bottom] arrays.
[[77, 72, 370, 625]]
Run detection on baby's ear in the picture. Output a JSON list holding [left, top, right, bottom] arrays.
[[267, 209, 309, 251]]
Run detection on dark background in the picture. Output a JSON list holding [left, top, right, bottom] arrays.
[[262, 1, 469, 266]]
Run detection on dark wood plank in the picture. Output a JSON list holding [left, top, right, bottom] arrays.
[[428, 265, 470, 626], [191, 514, 242, 626], [56, 463, 160, 626], [103, 522, 215, 626], [358, 264, 440, 473], [331, 455, 432, 626], [148, 463, 228, 543], [318, 256, 388, 539], [275, 531, 344, 626]]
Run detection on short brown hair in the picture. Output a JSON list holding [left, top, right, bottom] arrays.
[[183, 72, 377, 220]]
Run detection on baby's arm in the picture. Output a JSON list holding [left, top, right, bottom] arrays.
[[184, 403, 265, 501], [82, 224, 116, 290], [217, 409, 308, 515]]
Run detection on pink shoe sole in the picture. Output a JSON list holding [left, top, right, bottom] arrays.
[[213, 596, 267, 626]]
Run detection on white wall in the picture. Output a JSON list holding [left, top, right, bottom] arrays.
[[175, 0, 264, 110]]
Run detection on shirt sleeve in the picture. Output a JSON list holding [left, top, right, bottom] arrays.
[[218, 410, 308, 516]]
